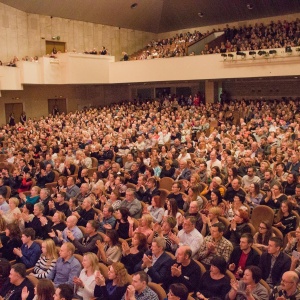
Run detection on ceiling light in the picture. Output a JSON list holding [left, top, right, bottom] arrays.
[[198, 12, 204, 18], [247, 3, 253, 10], [131, 3, 138, 9]]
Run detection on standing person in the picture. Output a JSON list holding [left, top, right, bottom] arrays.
[[0, 263, 34, 300], [8, 112, 15, 126], [20, 111, 27, 124]]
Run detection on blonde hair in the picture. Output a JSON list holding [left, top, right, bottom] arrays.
[[54, 211, 66, 223], [209, 206, 222, 217], [32, 186, 41, 194], [83, 252, 99, 273], [42, 239, 58, 261], [141, 214, 153, 228], [9, 197, 19, 207]]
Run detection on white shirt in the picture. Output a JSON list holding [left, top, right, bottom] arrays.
[[76, 269, 96, 300]]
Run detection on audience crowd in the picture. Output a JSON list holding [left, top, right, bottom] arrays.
[[0, 95, 300, 299]]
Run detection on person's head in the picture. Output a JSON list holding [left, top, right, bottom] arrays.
[[243, 266, 262, 284], [167, 198, 179, 216], [280, 200, 293, 215], [272, 183, 283, 194], [9, 263, 26, 285], [249, 182, 260, 195], [5, 222, 21, 239], [267, 237, 283, 255], [82, 252, 99, 273], [168, 283, 189, 300], [41, 239, 58, 260], [280, 271, 299, 294], [115, 207, 130, 222], [147, 177, 157, 189], [182, 216, 196, 234], [176, 246, 192, 265], [8, 197, 19, 209], [0, 194, 6, 205], [210, 222, 225, 240], [34, 202, 44, 216], [23, 202, 34, 214], [59, 242, 75, 260], [66, 215, 78, 229], [162, 216, 177, 233], [208, 207, 222, 220], [210, 256, 227, 275], [131, 271, 148, 293], [210, 189, 222, 205], [105, 229, 119, 246], [247, 167, 255, 178], [81, 196, 93, 210], [231, 178, 240, 190], [188, 201, 199, 214], [132, 232, 148, 252], [22, 227, 35, 244], [31, 186, 41, 196], [108, 262, 130, 287], [36, 279, 55, 300], [52, 211, 66, 224], [172, 182, 182, 194], [53, 284, 73, 300], [151, 237, 166, 256], [239, 233, 253, 251], [0, 258, 11, 283], [86, 220, 99, 235], [234, 209, 249, 224], [140, 214, 153, 228], [125, 188, 135, 202], [151, 195, 162, 208]]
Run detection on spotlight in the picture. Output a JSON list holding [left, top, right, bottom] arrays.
[[221, 53, 227, 60], [285, 46, 292, 53], [247, 3, 254, 9], [198, 12, 204, 18], [269, 50, 277, 55], [228, 54, 234, 59], [249, 51, 256, 55]]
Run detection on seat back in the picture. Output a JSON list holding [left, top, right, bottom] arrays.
[[159, 177, 174, 191], [148, 282, 167, 300], [251, 205, 274, 231]]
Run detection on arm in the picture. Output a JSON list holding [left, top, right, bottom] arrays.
[[34, 259, 57, 279], [147, 257, 172, 283], [20, 245, 41, 268], [67, 260, 82, 288]]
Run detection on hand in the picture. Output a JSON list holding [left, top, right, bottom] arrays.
[[142, 254, 152, 268], [48, 200, 55, 210], [21, 286, 29, 300], [122, 241, 130, 255], [73, 277, 84, 288], [168, 231, 180, 244], [171, 263, 182, 277], [127, 216, 134, 226], [95, 270, 105, 286], [48, 229, 56, 238], [39, 216, 48, 226], [245, 284, 254, 295], [153, 223, 162, 234], [206, 242, 215, 253], [56, 230, 63, 240], [72, 211, 80, 219], [126, 285, 136, 300], [96, 240, 105, 250], [229, 263, 235, 271], [230, 279, 238, 291], [67, 230, 75, 241], [13, 247, 22, 257]]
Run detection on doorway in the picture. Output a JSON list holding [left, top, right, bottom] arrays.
[[5, 103, 23, 125], [48, 99, 67, 115], [46, 41, 66, 55]]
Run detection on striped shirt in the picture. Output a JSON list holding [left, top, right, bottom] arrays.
[[33, 255, 57, 279]]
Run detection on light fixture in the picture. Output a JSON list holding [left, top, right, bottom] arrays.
[[228, 54, 234, 59], [247, 3, 254, 9], [236, 51, 246, 58], [198, 12, 204, 18], [285, 46, 292, 53], [221, 53, 227, 60], [269, 50, 277, 55], [258, 50, 267, 56], [131, 3, 138, 9]]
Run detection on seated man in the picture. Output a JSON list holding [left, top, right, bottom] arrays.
[[14, 228, 41, 268], [228, 233, 260, 279], [96, 205, 116, 233], [47, 242, 81, 288], [269, 271, 300, 300], [184, 201, 204, 233], [165, 245, 201, 293], [121, 271, 159, 300], [259, 236, 291, 288], [169, 216, 203, 259], [198, 222, 233, 270], [135, 237, 173, 284], [68, 220, 102, 255], [73, 196, 95, 227], [0, 193, 9, 213], [48, 191, 69, 216], [167, 182, 185, 209], [120, 188, 142, 219], [63, 177, 80, 200], [51, 215, 83, 245], [142, 177, 160, 204], [75, 183, 90, 204], [53, 283, 74, 300], [36, 163, 55, 188], [0, 263, 34, 300]]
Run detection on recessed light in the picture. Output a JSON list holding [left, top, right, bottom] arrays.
[[247, 3, 254, 10], [131, 3, 138, 9], [198, 12, 204, 18]]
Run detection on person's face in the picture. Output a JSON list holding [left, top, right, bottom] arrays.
[[183, 219, 194, 233], [247, 168, 254, 177], [239, 237, 250, 251], [258, 223, 268, 234], [210, 226, 222, 240], [5, 228, 10, 237], [53, 288, 62, 300], [272, 185, 280, 194], [267, 240, 279, 255], [234, 211, 243, 224], [233, 196, 242, 205], [107, 265, 117, 280], [211, 192, 217, 202], [287, 174, 294, 184], [21, 234, 31, 245], [281, 273, 296, 291], [41, 242, 47, 255], [210, 264, 221, 276], [189, 202, 198, 214], [125, 192, 134, 202], [0, 195, 4, 204], [33, 205, 42, 216], [243, 269, 254, 285], [176, 248, 186, 264], [151, 242, 162, 256], [85, 222, 94, 235], [264, 172, 271, 180], [281, 203, 288, 214], [67, 177, 73, 186], [132, 234, 139, 247], [167, 289, 180, 300], [66, 217, 74, 229], [171, 184, 180, 194], [103, 207, 110, 218], [232, 179, 239, 189], [131, 274, 144, 293], [9, 268, 20, 285], [56, 194, 64, 203], [59, 244, 70, 259], [82, 255, 91, 270]]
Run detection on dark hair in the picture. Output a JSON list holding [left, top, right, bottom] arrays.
[[6, 222, 21, 239], [256, 221, 273, 245], [210, 256, 227, 275], [228, 167, 238, 178], [211, 189, 223, 205], [133, 271, 148, 284], [269, 236, 283, 248], [245, 265, 262, 283], [105, 229, 119, 246], [36, 279, 55, 300], [241, 233, 253, 244], [167, 198, 179, 218], [24, 202, 34, 214], [11, 263, 26, 278], [88, 220, 100, 231], [211, 166, 221, 177], [169, 283, 189, 300], [212, 222, 225, 233], [22, 227, 35, 240], [57, 284, 73, 300], [58, 191, 66, 199], [134, 232, 148, 252], [281, 200, 293, 214], [118, 207, 130, 222], [234, 193, 245, 204], [0, 258, 11, 282]]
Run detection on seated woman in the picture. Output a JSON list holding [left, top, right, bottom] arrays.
[[226, 194, 248, 221], [182, 186, 204, 212], [129, 214, 153, 244], [253, 221, 274, 252], [74, 252, 99, 300], [204, 189, 226, 217], [160, 159, 175, 178], [94, 262, 130, 300], [201, 207, 223, 237], [0, 223, 22, 260], [22, 278, 55, 300], [121, 232, 148, 274], [196, 256, 231, 300], [30, 239, 58, 278], [96, 229, 122, 265], [164, 198, 183, 228], [245, 182, 263, 209], [114, 207, 130, 239], [147, 195, 165, 224], [15, 202, 34, 231], [225, 209, 251, 248], [273, 200, 297, 235], [260, 183, 287, 211], [284, 225, 300, 256], [19, 186, 41, 205], [17, 171, 33, 193], [226, 265, 269, 300], [0, 197, 21, 224], [48, 211, 67, 238]]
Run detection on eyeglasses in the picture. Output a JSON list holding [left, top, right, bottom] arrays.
[[281, 279, 294, 284], [259, 226, 267, 230]]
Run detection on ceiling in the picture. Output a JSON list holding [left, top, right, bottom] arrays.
[[1, 0, 300, 33]]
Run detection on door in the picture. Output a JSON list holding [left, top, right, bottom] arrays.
[[46, 41, 66, 55], [5, 103, 23, 125], [48, 99, 67, 115]]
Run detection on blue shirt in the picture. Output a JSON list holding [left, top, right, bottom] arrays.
[[17, 241, 41, 268], [47, 255, 82, 288], [0, 201, 9, 213]]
